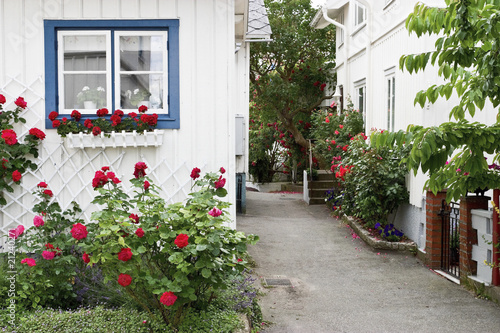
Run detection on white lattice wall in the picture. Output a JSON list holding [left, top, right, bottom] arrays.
[[0, 76, 197, 251]]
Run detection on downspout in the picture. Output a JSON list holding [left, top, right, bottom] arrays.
[[321, 7, 349, 106]]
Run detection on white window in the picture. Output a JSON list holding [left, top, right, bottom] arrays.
[[354, 2, 367, 27], [354, 79, 366, 123], [58, 30, 168, 115], [387, 75, 396, 131], [338, 13, 345, 46]]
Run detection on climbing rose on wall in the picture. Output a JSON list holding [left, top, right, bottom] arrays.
[[143, 180, 150, 190], [2, 129, 17, 145], [9, 225, 24, 239], [42, 250, 55, 260], [133, 162, 147, 178], [12, 170, 21, 182], [208, 207, 222, 217], [214, 176, 226, 189], [0, 94, 5, 104], [129, 213, 140, 224], [33, 215, 44, 227], [160, 291, 177, 306], [71, 223, 88, 240], [14, 97, 27, 109], [174, 234, 189, 248], [220, 167, 226, 174], [21, 258, 36, 267], [43, 189, 53, 197], [190, 167, 201, 180], [37, 182, 48, 188]]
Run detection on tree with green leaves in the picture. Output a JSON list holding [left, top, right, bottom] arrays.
[[372, 0, 500, 201], [250, 0, 336, 149]]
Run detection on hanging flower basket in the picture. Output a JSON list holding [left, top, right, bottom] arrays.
[[65, 130, 164, 149]]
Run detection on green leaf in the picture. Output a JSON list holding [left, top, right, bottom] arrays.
[[201, 268, 212, 278]]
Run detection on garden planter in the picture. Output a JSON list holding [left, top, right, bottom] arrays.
[[83, 101, 97, 109], [65, 130, 164, 149]]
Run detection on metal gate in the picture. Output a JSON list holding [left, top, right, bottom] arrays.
[[439, 200, 460, 279]]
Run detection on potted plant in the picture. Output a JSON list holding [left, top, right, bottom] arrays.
[[126, 88, 151, 108], [76, 86, 106, 109]]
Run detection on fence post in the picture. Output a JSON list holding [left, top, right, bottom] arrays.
[[493, 189, 500, 286], [459, 195, 489, 283], [425, 190, 447, 269]]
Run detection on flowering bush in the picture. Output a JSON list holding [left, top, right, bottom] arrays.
[[333, 132, 410, 235], [0, 94, 45, 205], [78, 163, 257, 327], [49, 106, 158, 138]]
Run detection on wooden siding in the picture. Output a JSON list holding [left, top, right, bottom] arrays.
[[0, 0, 244, 243]]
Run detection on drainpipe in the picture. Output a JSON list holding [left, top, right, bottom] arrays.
[[321, 7, 349, 106]]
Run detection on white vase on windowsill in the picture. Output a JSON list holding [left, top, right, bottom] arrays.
[[65, 130, 164, 149], [83, 101, 97, 109]]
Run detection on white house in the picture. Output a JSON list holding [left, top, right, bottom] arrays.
[[311, 0, 497, 250], [0, 0, 271, 247]]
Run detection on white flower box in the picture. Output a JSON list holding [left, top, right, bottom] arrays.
[[65, 130, 164, 149]]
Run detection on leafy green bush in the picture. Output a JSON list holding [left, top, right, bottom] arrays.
[[334, 133, 410, 230]]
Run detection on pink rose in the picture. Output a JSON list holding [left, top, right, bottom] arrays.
[[42, 250, 55, 260], [220, 167, 226, 174], [208, 207, 222, 217], [9, 225, 24, 239], [214, 176, 226, 189], [33, 215, 44, 227], [71, 223, 88, 240], [21, 258, 36, 267]]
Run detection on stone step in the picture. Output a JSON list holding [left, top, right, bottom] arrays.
[[308, 197, 327, 205], [308, 180, 338, 189], [309, 188, 332, 198]]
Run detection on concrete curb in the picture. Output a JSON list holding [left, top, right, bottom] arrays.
[[342, 215, 417, 252]]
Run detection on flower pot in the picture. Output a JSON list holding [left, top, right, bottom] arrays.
[[84, 101, 97, 109], [65, 130, 164, 149], [139, 101, 150, 108]]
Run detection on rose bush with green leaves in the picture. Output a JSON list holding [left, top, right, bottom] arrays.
[[79, 163, 258, 327], [0, 94, 45, 205]]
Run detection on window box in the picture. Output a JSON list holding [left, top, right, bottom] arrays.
[[65, 130, 164, 149]]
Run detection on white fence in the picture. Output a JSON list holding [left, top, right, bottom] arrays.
[[470, 209, 494, 285]]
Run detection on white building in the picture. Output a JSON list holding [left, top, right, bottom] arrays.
[[0, 0, 271, 246], [311, 0, 496, 249]]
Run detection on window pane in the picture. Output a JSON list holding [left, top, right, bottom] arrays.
[[119, 35, 164, 72], [120, 74, 164, 110], [63, 35, 107, 71], [65, 74, 107, 109], [357, 5, 365, 25]]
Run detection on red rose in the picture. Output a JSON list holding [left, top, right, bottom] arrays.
[[144, 180, 150, 190], [71, 223, 88, 240], [160, 291, 177, 306], [128, 112, 137, 119], [92, 170, 108, 188], [43, 189, 53, 197], [133, 162, 148, 179], [220, 167, 226, 174], [82, 252, 90, 264], [48, 111, 58, 121], [118, 273, 132, 287], [71, 110, 82, 121], [2, 129, 17, 145], [174, 234, 189, 248], [21, 258, 36, 267], [190, 167, 201, 180], [114, 109, 124, 117], [29, 128, 46, 140], [101, 166, 110, 172], [129, 213, 140, 224], [320, 83, 326, 91], [92, 126, 101, 136], [2, 158, 8, 169], [52, 120, 61, 128], [84, 119, 93, 129], [14, 97, 27, 109], [96, 108, 109, 117], [117, 248, 133, 262], [214, 176, 226, 189], [0, 94, 5, 104], [138, 105, 148, 113], [112, 177, 121, 184], [12, 170, 22, 182], [135, 228, 145, 238], [42, 250, 55, 260]]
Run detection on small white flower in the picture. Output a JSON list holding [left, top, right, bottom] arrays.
[[125, 90, 132, 99], [133, 89, 140, 95], [82, 86, 90, 91], [97, 86, 105, 92]]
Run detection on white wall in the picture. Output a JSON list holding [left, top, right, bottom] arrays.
[[0, 0, 244, 243]]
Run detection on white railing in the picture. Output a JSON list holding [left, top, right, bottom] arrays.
[[303, 170, 309, 204]]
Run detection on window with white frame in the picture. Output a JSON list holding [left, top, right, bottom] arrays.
[[386, 73, 396, 131], [354, 79, 366, 123], [354, 2, 367, 27], [44, 20, 180, 129], [337, 13, 345, 46]]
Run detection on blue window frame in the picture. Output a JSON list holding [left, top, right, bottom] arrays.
[[44, 19, 180, 129]]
